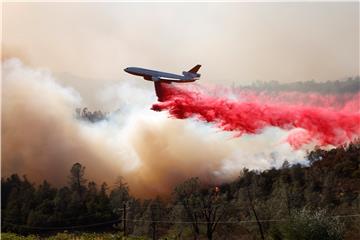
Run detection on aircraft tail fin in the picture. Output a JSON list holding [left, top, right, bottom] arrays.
[[183, 64, 201, 79], [188, 64, 201, 74]]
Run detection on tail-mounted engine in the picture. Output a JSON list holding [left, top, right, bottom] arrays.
[[183, 71, 201, 78]]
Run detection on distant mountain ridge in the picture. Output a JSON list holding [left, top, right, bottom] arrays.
[[241, 76, 360, 93]]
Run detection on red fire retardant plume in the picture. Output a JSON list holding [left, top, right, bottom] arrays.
[[152, 83, 360, 148]]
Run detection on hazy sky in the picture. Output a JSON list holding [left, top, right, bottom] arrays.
[[2, 2, 360, 195], [2, 2, 359, 85]]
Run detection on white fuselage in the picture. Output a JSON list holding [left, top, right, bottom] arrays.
[[124, 67, 199, 82]]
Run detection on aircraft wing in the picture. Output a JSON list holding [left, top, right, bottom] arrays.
[[159, 78, 196, 83]]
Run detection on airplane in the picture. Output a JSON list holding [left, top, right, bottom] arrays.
[[124, 65, 201, 101]]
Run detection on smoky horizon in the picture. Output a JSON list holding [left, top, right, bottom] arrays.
[[2, 2, 359, 86]]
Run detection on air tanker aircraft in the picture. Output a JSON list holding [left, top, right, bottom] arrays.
[[124, 65, 201, 100]]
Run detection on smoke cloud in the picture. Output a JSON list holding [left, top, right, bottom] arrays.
[[3, 59, 355, 197]]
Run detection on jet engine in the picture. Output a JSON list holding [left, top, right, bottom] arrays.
[[182, 71, 200, 78], [151, 76, 161, 81], [143, 76, 160, 81]]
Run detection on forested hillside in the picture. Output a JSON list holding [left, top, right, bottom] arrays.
[[241, 76, 360, 93], [2, 141, 360, 240]]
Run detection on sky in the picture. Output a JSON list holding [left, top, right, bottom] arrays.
[[2, 2, 359, 86], [2, 2, 359, 196]]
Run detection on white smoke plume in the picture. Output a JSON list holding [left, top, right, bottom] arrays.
[[2, 59, 309, 197]]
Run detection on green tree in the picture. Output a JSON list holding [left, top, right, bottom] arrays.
[[67, 163, 88, 222], [68, 163, 87, 197], [27, 180, 57, 227], [173, 177, 202, 240], [270, 209, 345, 240], [110, 177, 131, 235], [173, 177, 235, 240], [2, 175, 36, 233]]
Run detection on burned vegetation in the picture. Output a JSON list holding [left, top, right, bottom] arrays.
[[75, 108, 108, 123]]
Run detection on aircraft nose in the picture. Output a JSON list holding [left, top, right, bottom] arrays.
[[124, 68, 129, 73]]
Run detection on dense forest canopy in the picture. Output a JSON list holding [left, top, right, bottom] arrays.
[[2, 141, 360, 239]]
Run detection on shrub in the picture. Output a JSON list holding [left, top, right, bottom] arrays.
[[270, 209, 345, 240]]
